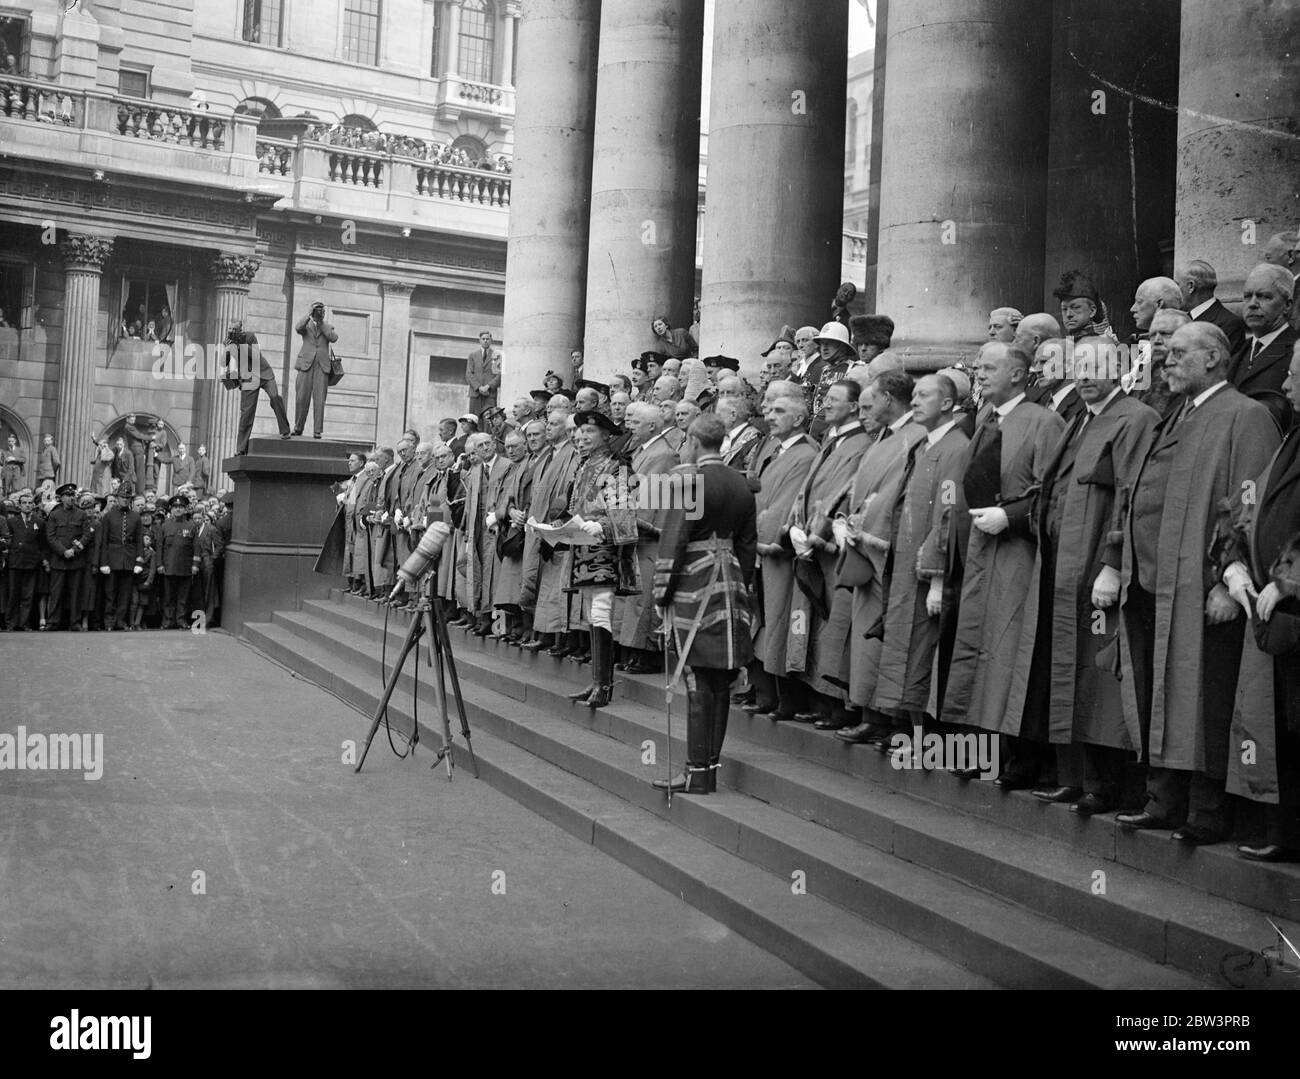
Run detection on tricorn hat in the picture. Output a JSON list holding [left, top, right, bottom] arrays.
[[702, 355, 740, 372], [529, 388, 553, 405], [574, 378, 611, 397], [573, 409, 621, 436], [761, 326, 798, 356]]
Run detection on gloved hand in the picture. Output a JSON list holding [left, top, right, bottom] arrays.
[[970, 507, 1008, 536]]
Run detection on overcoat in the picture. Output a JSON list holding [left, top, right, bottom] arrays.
[[522, 440, 579, 632], [462, 454, 512, 612], [492, 452, 539, 608], [753, 435, 817, 675]]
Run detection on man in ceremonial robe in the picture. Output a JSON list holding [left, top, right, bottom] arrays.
[[521, 412, 580, 655], [491, 427, 538, 641], [751, 389, 819, 720], [461, 432, 513, 635], [871, 375, 970, 733], [941, 342, 1065, 786], [1113, 322, 1280, 843], [1219, 340, 1300, 861], [616, 402, 680, 673], [1015, 339, 1160, 812]]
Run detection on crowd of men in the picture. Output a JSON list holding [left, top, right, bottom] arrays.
[[0, 481, 231, 633]]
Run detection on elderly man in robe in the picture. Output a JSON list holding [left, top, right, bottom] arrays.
[[491, 427, 538, 643], [718, 397, 763, 473], [1232, 263, 1298, 433], [615, 401, 680, 674], [942, 342, 1065, 786], [360, 446, 395, 599], [816, 370, 926, 742], [871, 374, 971, 739], [1017, 338, 1161, 813], [521, 410, 581, 656], [1220, 341, 1300, 861], [749, 389, 820, 720], [462, 431, 513, 636], [1111, 322, 1280, 843], [784, 380, 872, 727]]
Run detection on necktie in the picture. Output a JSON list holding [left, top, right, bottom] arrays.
[[1249, 338, 1263, 370]]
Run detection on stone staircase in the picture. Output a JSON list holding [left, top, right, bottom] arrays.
[[242, 590, 1300, 990]]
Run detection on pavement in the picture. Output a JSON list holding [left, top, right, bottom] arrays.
[[0, 628, 813, 989]]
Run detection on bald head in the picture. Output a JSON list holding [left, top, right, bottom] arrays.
[[975, 341, 1031, 406], [1013, 312, 1063, 354], [1131, 277, 1183, 333], [1175, 259, 1219, 307]]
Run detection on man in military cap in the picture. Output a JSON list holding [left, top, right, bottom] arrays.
[[159, 494, 198, 629], [96, 482, 144, 631], [45, 482, 91, 631]]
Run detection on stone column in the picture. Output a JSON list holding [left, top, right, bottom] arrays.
[[377, 280, 415, 439], [698, 0, 847, 373], [206, 254, 261, 489], [875, 0, 1052, 370], [581, 0, 704, 383], [1175, 0, 1300, 303], [500, 1, 520, 88], [56, 235, 113, 489], [1044, 1, 1179, 342], [499, 0, 600, 402], [445, 0, 463, 76]]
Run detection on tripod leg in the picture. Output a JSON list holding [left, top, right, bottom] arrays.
[[431, 592, 480, 778], [430, 613, 455, 781], [355, 615, 424, 773]]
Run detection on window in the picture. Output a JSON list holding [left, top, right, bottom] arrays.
[[343, 0, 381, 66], [0, 13, 29, 76], [119, 66, 151, 99], [430, 2, 442, 76], [458, 0, 494, 83], [116, 276, 178, 344], [241, 0, 284, 47]]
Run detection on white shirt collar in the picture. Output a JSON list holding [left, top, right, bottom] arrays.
[[1088, 385, 1124, 416], [888, 413, 911, 434], [993, 393, 1026, 420], [1189, 298, 1215, 319], [1050, 383, 1077, 411], [1249, 323, 1288, 351], [728, 422, 747, 439], [1192, 380, 1229, 409], [778, 432, 804, 451], [826, 419, 863, 440], [927, 418, 958, 446]]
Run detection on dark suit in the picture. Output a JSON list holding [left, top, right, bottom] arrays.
[[160, 516, 197, 628], [4, 510, 46, 628], [1027, 382, 1086, 423], [1230, 325, 1298, 434], [45, 503, 91, 628], [96, 505, 143, 629], [192, 518, 224, 623], [232, 333, 291, 453], [293, 314, 338, 436], [1193, 297, 1247, 358]]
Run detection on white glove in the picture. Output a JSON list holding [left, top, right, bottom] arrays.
[[581, 520, 604, 538], [1091, 565, 1120, 609], [969, 507, 1009, 536], [1222, 561, 1257, 614], [100, 565, 110, 575], [831, 518, 850, 550], [788, 525, 811, 558], [926, 577, 944, 617], [133, 565, 143, 575], [486, 512, 498, 529]]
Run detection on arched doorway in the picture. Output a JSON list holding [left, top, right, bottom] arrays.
[[96, 412, 184, 495], [0, 405, 33, 494]]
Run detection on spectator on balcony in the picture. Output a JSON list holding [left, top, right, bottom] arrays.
[[0, 54, 15, 76], [651, 315, 697, 359], [90, 440, 115, 497]]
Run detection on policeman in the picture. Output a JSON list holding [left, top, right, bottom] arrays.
[[44, 482, 91, 630], [159, 494, 198, 629]]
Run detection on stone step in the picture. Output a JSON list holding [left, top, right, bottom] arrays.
[[324, 589, 1300, 925], [241, 619, 994, 990], [304, 592, 1300, 989], [252, 605, 1219, 988]]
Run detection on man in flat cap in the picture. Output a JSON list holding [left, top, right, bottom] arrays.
[[293, 301, 339, 439]]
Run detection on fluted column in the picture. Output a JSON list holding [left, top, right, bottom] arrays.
[[1174, 0, 1300, 302], [206, 254, 260, 489], [875, 0, 1051, 370], [698, 0, 847, 374], [56, 234, 112, 489], [445, 0, 463, 75], [499, 0, 600, 402], [581, 0, 704, 382], [501, 1, 519, 87]]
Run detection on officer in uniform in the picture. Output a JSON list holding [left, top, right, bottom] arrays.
[[45, 482, 91, 630], [96, 482, 145, 631], [651, 413, 758, 794], [159, 494, 198, 628]]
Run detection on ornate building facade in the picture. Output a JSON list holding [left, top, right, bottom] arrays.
[[0, 0, 519, 489]]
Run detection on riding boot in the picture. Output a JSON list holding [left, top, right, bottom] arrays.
[[708, 670, 733, 792], [652, 676, 713, 793], [585, 627, 615, 708], [567, 628, 597, 701]]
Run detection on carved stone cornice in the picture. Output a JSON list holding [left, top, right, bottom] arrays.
[[381, 280, 415, 296], [210, 253, 262, 287], [293, 268, 327, 285], [60, 234, 114, 272]]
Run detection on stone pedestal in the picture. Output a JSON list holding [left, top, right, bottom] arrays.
[[581, 0, 704, 380], [1175, 0, 1300, 302], [499, 0, 600, 403], [698, 0, 847, 376], [56, 234, 113, 489], [875, 0, 1051, 370], [221, 436, 370, 636]]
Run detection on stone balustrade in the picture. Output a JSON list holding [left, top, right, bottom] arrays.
[[326, 147, 386, 187], [842, 229, 869, 263], [457, 80, 505, 106], [415, 162, 512, 206], [113, 97, 227, 149], [0, 74, 80, 126], [256, 137, 294, 176]]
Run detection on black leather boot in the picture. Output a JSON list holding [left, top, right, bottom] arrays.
[[652, 676, 713, 793], [567, 629, 597, 702], [585, 627, 614, 708]]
